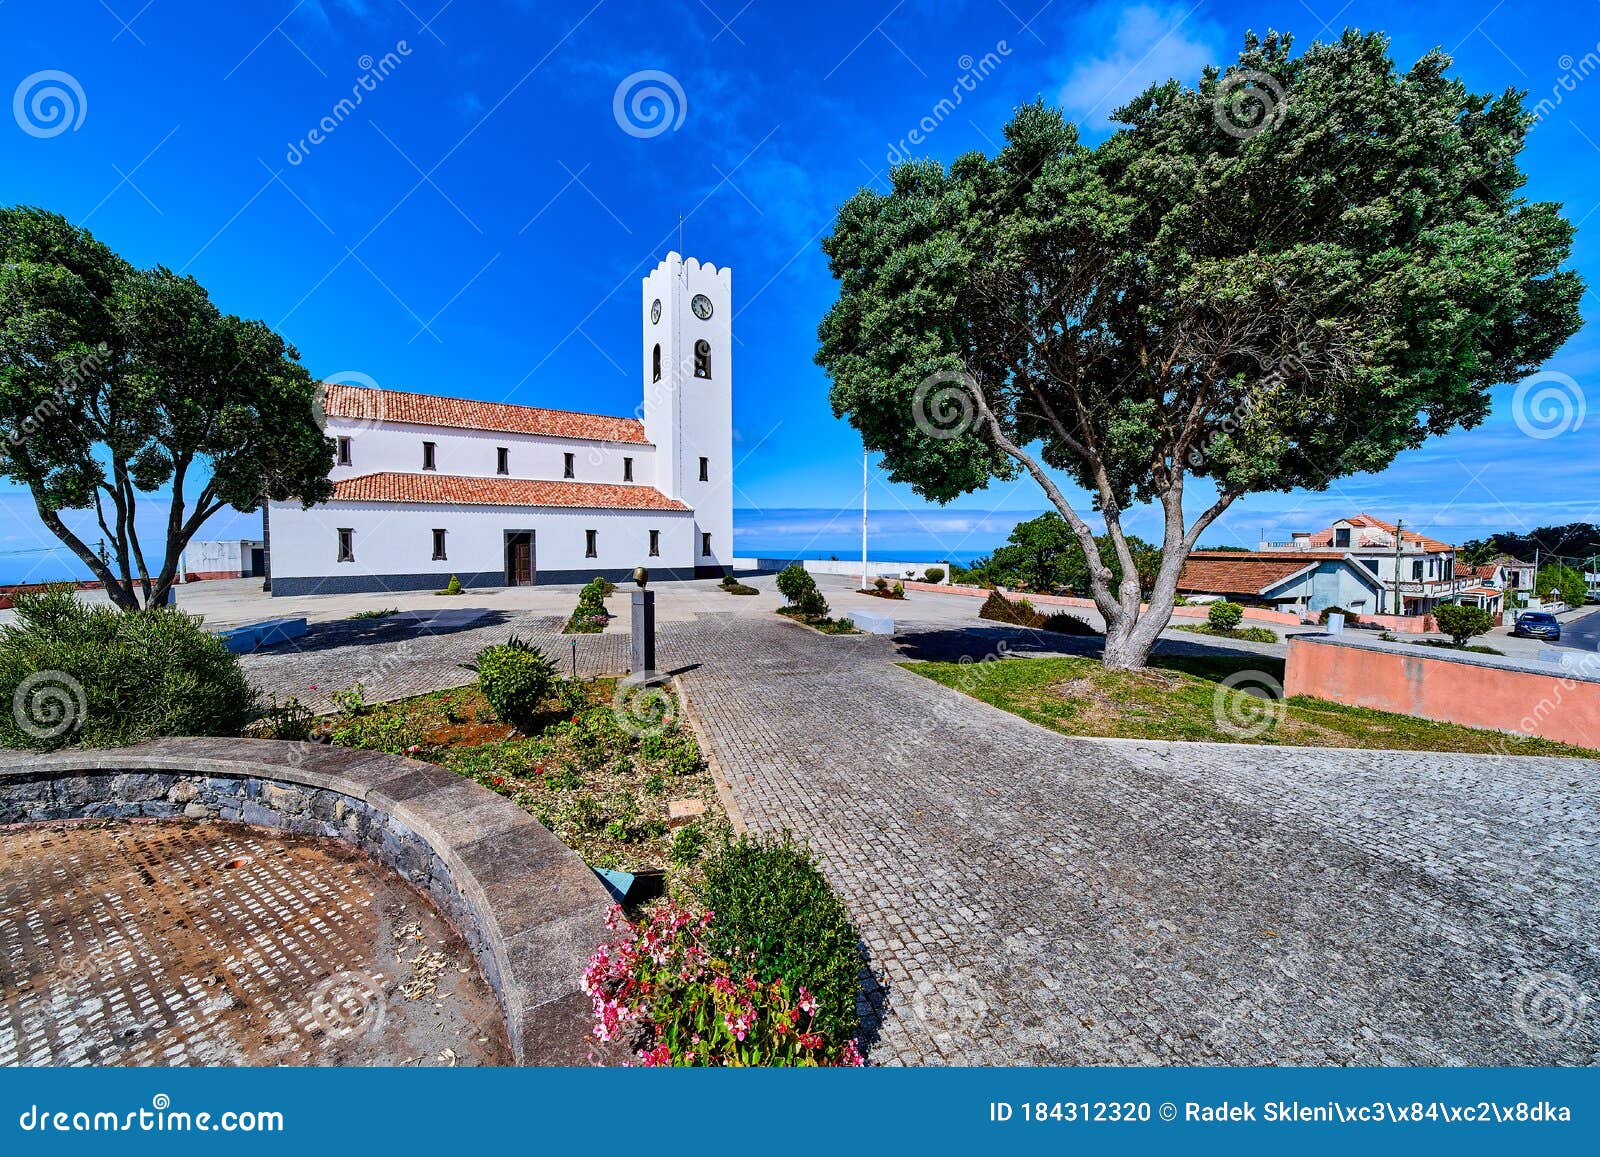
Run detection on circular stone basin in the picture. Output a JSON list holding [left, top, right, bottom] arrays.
[[0, 820, 512, 1066]]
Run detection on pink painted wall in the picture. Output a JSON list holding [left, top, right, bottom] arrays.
[[1284, 637, 1600, 750]]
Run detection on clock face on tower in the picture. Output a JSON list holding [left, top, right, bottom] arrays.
[[690, 293, 714, 320], [650, 298, 662, 324]]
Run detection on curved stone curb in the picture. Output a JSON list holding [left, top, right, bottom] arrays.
[[0, 737, 613, 1065]]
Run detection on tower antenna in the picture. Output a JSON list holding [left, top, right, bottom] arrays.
[[677, 212, 684, 255]]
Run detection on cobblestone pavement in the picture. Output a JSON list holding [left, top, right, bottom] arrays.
[[242, 611, 629, 713], [659, 611, 1600, 1067]]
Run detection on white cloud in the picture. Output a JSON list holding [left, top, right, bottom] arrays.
[[1057, 2, 1224, 127]]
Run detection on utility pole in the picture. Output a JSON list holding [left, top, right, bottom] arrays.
[[1393, 519, 1404, 616]]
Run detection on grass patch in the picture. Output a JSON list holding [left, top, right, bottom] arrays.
[[348, 607, 398, 620], [901, 653, 1597, 757], [1404, 638, 1504, 656], [1174, 623, 1280, 644], [776, 606, 860, 634], [321, 679, 728, 883]]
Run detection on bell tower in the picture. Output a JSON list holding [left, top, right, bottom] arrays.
[[641, 252, 732, 576]]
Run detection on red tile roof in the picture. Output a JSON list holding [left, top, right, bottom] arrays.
[[1305, 514, 1454, 553], [1178, 552, 1323, 595], [328, 472, 688, 511], [322, 384, 650, 445]]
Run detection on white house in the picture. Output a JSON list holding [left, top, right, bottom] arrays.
[[267, 252, 733, 596], [1259, 514, 1463, 615]]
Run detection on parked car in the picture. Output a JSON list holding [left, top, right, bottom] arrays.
[[1511, 611, 1562, 641]]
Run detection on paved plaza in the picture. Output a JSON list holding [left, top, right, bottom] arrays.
[[174, 576, 1600, 1064]]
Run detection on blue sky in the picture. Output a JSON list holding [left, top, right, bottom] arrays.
[[2, 0, 1599, 577]]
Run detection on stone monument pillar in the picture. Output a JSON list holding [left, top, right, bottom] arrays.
[[624, 567, 665, 686]]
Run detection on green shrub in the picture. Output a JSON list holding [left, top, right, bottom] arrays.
[[671, 824, 706, 865], [978, 589, 1044, 627], [1318, 606, 1363, 625], [0, 587, 256, 750], [1434, 603, 1495, 648], [873, 576, 888, 591], [891, 581, 905, 598], [923, 567, 945, 584], [775, 563, 817, 606], [348, 607, 397, 620], [795, 586, 830, 619], [1040, 611, 1098, 636], [1207, 600, 1244, 631], [476, 643, 561, 725], [250, 696, 315, 741], [439, 574, 463, 595], [698, 833, 862, 1044]]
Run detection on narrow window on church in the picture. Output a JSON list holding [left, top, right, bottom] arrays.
[[496, 447, 509, 475], [694, 339, 711, 379], [699, 456, 709, 482], [422, 441, 436, 470], [649, 529, 660, 557], [337, 436, 352, 466], [564, 452, 575, 479], [432, 529, 447, 561], [701, 531, 712, 556], [623, 457, 633, 482], [652, 344, 661, 383], [337, 528, 354, 563], [585, 529, 598, 558]]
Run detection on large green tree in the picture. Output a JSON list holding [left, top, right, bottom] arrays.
[[817, 31, 1582, 668], [0, 206, 333, 609], [967, 511, 1160, 596]]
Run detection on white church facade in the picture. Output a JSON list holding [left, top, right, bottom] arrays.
[[267, 253, 732, 596]]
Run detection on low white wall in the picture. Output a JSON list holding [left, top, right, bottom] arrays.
[[733, 557, 951, 584]]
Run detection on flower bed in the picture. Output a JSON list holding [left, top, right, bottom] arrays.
[[584, 903, 863, 1067], [317, 677, 726, 878]]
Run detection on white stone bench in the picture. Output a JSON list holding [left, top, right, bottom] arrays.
[[848, 608, 895, 635]]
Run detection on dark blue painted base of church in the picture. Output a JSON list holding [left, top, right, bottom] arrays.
[[269, 566, 728, 596]]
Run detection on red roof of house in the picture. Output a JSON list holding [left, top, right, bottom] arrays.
[[321, 384, 651, 445], [328, 472, 688, 511], [1459, 586, 1502, 597], [1178, 551, 1327, 596], [1467, 564, 1499, 581], [1306, 513, 1454, 553]]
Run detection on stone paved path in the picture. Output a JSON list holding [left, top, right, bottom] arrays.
[[659, 611, 1600, 1067]]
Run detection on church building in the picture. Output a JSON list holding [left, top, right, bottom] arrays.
[[267, 253, 732, 596]]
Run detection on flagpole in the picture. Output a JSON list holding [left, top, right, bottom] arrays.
[[861, 445, 869, 589]]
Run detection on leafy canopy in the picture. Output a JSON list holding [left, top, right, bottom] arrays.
[[0, 206, 333, 608], [816, 29, 1582, 666]]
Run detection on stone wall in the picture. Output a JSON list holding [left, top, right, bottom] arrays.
[[0, 738, 614, 1064]]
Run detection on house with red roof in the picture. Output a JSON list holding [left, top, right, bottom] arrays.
[[266, 253, 732, 595], [1178, 551, 1388, 617], [1257, 515, 1465, 615]]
